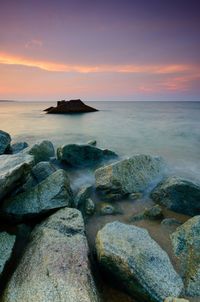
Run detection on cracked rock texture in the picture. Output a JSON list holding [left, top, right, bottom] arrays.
[[2, 208, 99, 302]]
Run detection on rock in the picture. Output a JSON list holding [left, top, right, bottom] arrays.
[[130, 205, 163, 222], [57, 144, 117, 167], [171, 216, 200, 296], [24, 140, 55, 164], [45, 99, 98, 114], [87, 140, 97, 146], [74, 185, 93, 208], [84, 198, 95, 216], [0, 153, 34, 202], [99, 203, 121, 215], [161, 218, 182, 227], [2, 208, 99, 302], [0, 130, 11, 155], [129, 192, 142, 200], [22, 161, 57, 191], [0, 232, 16, 276], [2, 169, 74, 221], [11, 142, 28, 154], [151, 176, 200, 216], [95, 154, 165, 198], [96, 221, 183, 302], [164, 298, 189, 302]]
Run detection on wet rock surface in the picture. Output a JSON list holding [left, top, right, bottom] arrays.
[[96, 221, 183, 302], [151, 176, 200, 216], [2, 208, 100, 302]]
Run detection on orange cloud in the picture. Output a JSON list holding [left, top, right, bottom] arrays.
[[0, 52, 196, 75]]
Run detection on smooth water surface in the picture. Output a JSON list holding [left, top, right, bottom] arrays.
[[0, 101, 200, 182]]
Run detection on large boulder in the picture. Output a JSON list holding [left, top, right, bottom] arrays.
[[11, 142, 28, 154], [2, 208, 99, 302], [0, 153, 34, 202], [24, 140, 55, 164], [57, 144, 117, 167], [151, 176, 200, 216], [2, 169, 74, 221], [95, 154, 165, 198], [0, 130, 11, 155], [171, 216, 200, 296], [0, 232, 16, 276], [22, 161, 57, 191], [96, 221, 183, 302]]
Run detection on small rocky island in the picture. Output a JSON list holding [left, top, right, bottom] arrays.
[[44, 99, 98, 114]]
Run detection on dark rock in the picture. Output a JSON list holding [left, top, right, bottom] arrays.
[[96, 221, 183, 302], [11, 142, 28, 154], [161, 218, 182, 227], [22, 161, 57, 191], [74, 185, 93, 208], [24, 140, 55, 164], [87, 140, 97, 146], [151, 176, 200, 216], [99, 202, 121, 215], [2, 169, 74, 221], [0, 130, 11, 155], [0, 232, 16, 276], [0, 153, 34, 202], [45, 99, 98, 114], [171, 215, 200, 296], [130, 205, 163, 222], [2, 208, 100, 302], [57, 144, 117, 167]]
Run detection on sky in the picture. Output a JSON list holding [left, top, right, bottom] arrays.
[[0, 0, 200, 101]]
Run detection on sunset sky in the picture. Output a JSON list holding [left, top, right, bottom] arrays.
[[0, 0, 200, 101]]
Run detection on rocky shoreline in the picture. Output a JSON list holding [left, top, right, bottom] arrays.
[[0, 129, 200, 302]]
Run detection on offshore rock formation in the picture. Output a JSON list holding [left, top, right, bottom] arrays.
[[44, 99, 98, 114]]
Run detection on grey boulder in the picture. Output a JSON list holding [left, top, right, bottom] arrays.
[[95, 154, 165, 197], [171, 215, 200, 296], [0, 130, 11, 155], [24, 140, 55, 164], [11, 142, 28, 154], [22, 161, 57, 191], [0, 153, 34, 202], [2, 208, 99, 302], [151, 176, 200, 216], [2, 169, 74, 220], [0, 232, 16, 276], [96, 221, 183, 302], [57, 144, 117, 167]]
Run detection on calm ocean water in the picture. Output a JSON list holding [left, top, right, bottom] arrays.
[[0, 101, 200, 182]]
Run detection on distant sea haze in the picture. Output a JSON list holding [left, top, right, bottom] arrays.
[[0, 100, 200, 182]]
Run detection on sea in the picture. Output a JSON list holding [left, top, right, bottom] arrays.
[[1, 100, 200, 302], [0, 101, 199, 183]]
